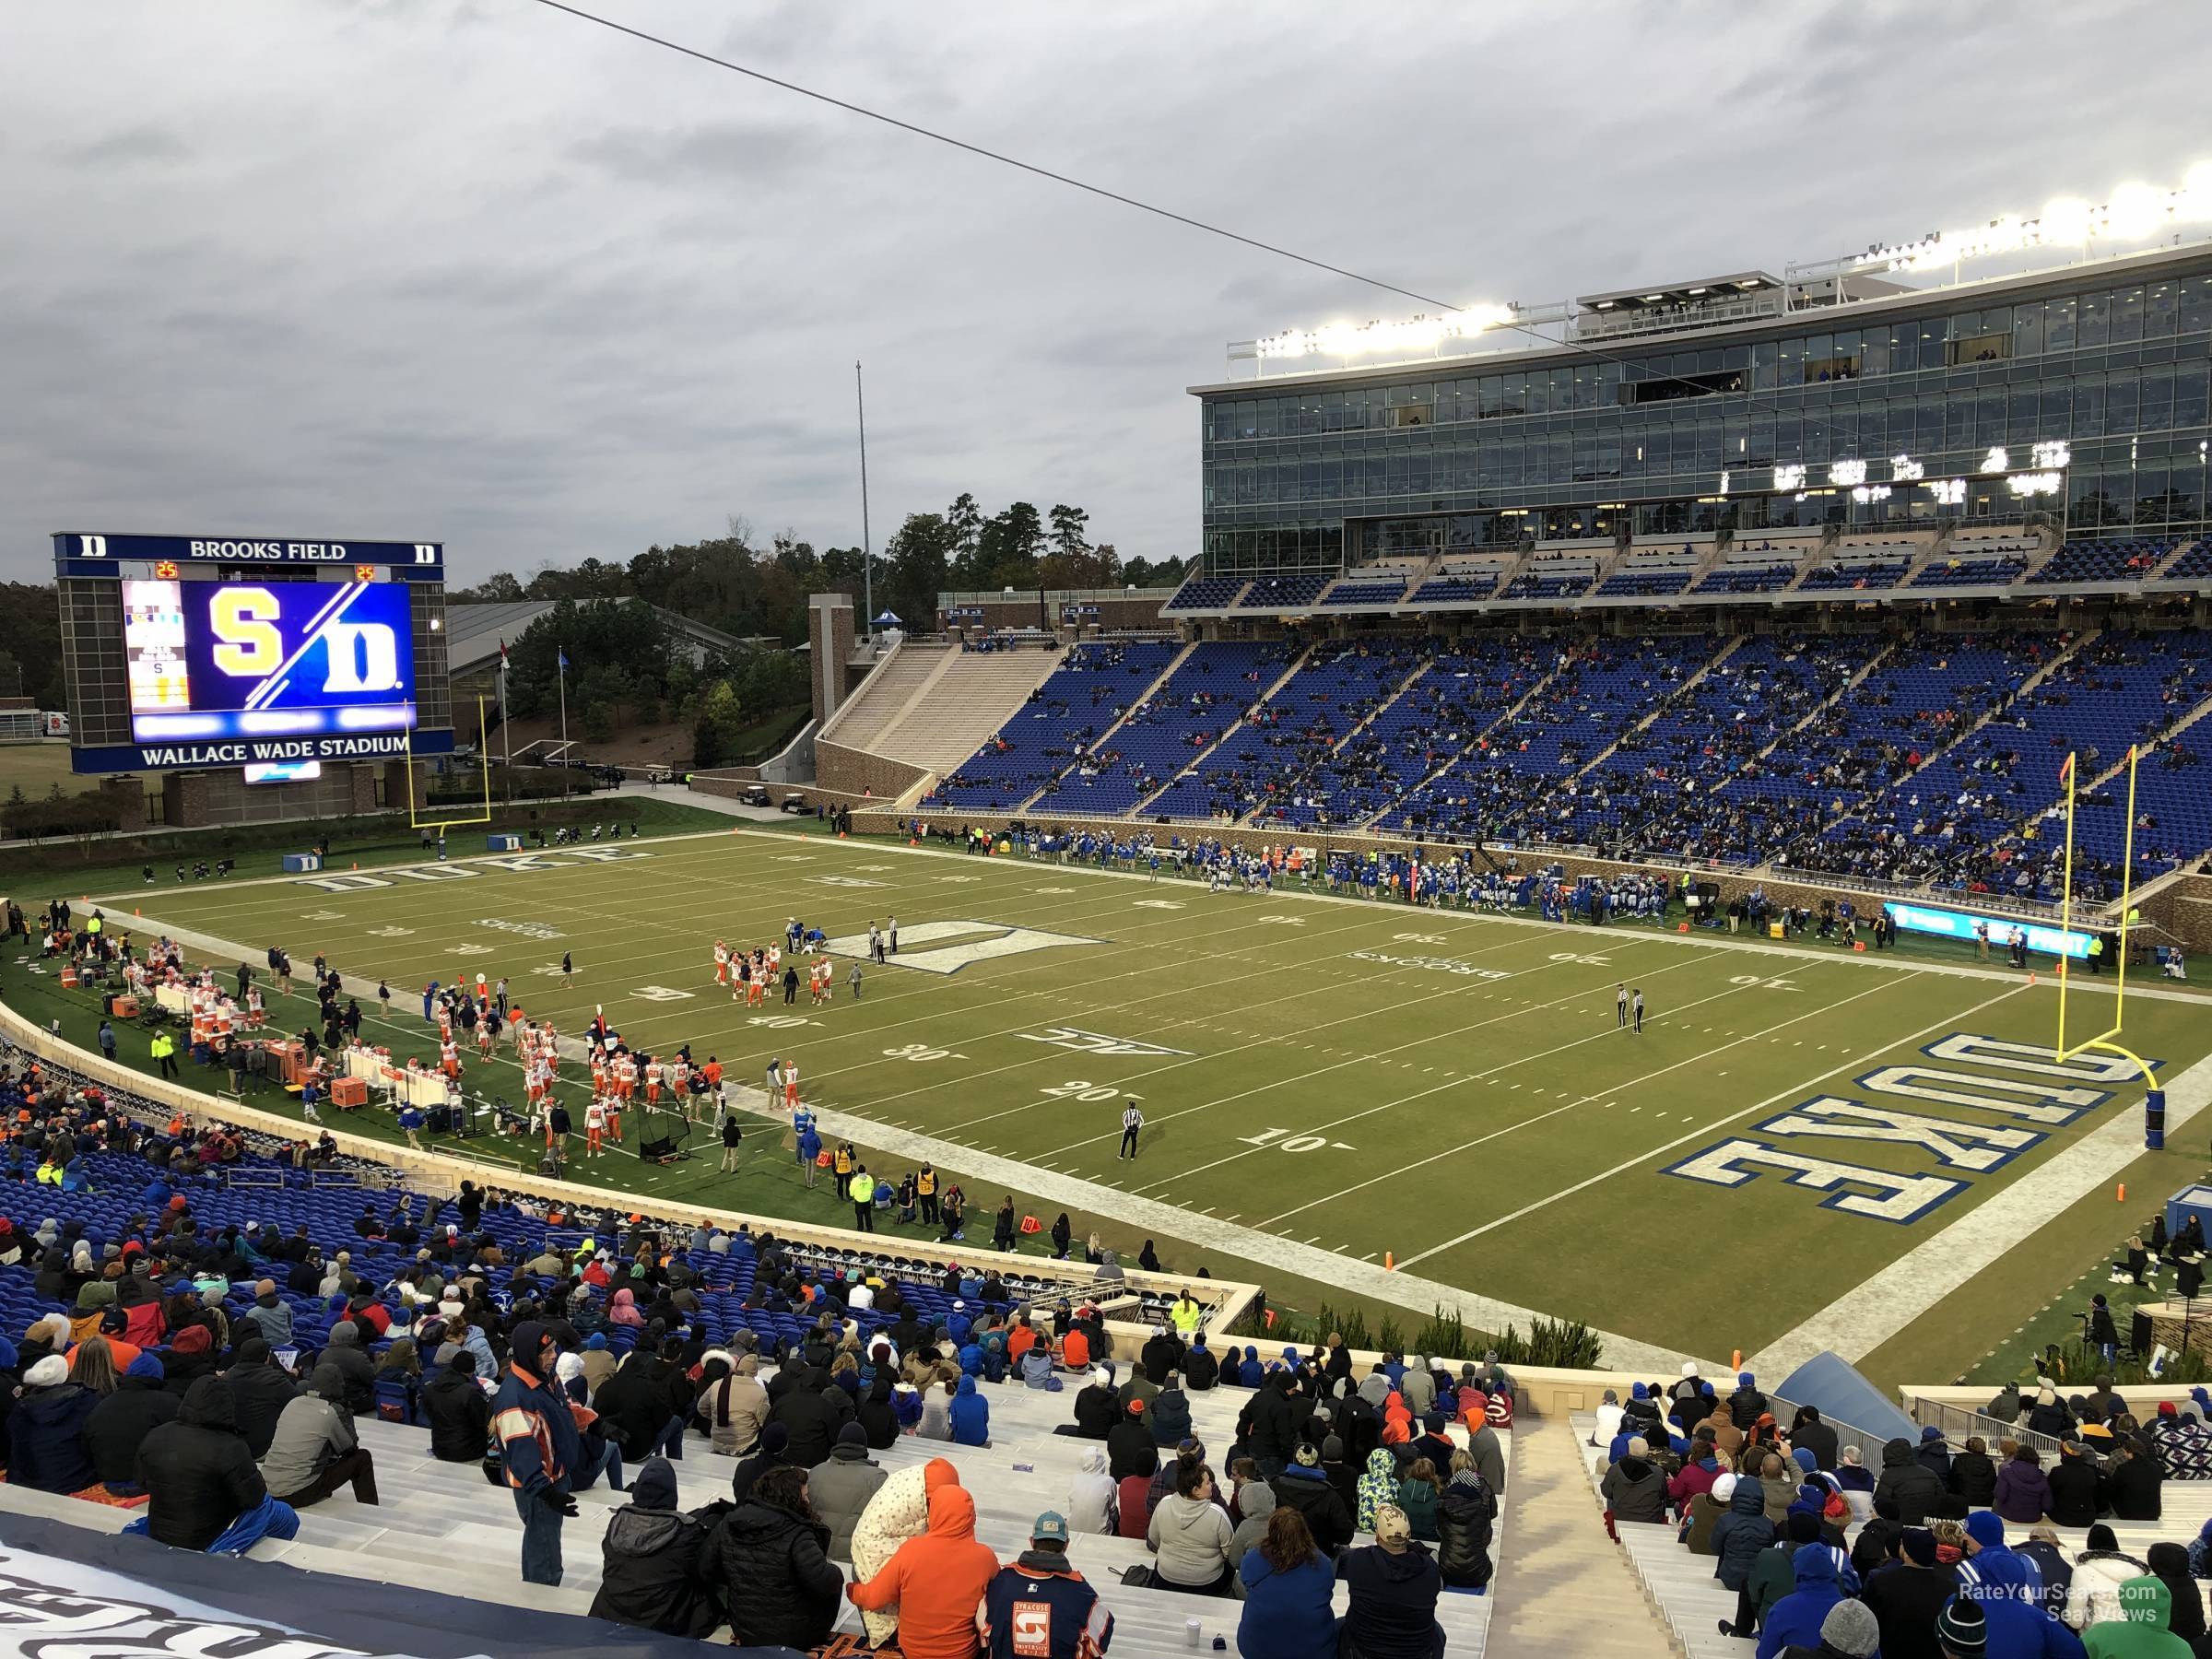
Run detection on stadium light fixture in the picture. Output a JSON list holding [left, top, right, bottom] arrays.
[[1891, 454, 1926, 482], [1830, 458, 1868, 487], [1253, 303, 1517, 362], [1852, 164, 2212, 273]]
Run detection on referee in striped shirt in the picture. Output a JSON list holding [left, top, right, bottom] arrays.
[[1118, 1102, 1144, 1159]]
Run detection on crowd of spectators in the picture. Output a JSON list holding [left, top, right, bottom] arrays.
[[1591, 1361, 2212, 1657]]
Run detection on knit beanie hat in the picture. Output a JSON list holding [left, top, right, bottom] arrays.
[[1818, 1600, 1880, 1659], [1936, 1596, 1986, 1655]]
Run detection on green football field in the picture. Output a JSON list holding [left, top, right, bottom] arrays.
[[42, 822, 2212, 1378]]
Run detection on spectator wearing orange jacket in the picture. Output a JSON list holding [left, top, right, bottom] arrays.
[[848, 1483, 1000, 1659]]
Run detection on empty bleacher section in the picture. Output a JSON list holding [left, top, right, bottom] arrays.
[[816, 642, 1063, 803], [1412, 557, 1511, 604], [1162, 574, 1247, 612], [2030, 535, 2177, 584], [1597, 542, 1708, 599], [1235, 571, 1333, 610], [1030, 641, 1300, 817], [925, 640, 1181, 811], [1502, 558, 1598, 602]]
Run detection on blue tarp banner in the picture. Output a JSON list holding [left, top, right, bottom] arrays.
[[0, 1510, 798, 1659], [1775, 1349, 1919, 1443]]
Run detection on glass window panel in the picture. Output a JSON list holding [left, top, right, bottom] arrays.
[[1862, 328, 1889, 378], [2165, 453, 2203, 524], [1917, 397, 1944, 453], [2181, 277, 2212, 337], [2107, 373, 2139, 432], [1478, 377, 1501, 418], [2134, 465, 2171, 524], [2075, 377, 2105, 437], [2044, 297, 2076, 352], [1976, 390, 2006, 444], [1552, 368, 1576, 410], [1779, 338, 1803, 382], [2039, 382, 2071, 429], [2013, 303, 2044, 357], [1752, 340, 1778, 391], [1524, 371, 1549, 416], [2010, 387, 2041, 436], [2112, 286, 2145, 344], [2078, 291, 2110, 348], [1945, 397, 1976, 450], [2141, 368, 2174, 430], [1500, 374, 1525, 417], [1256, 399, 1281, 438], [2147, 282, 2178, 338], [2174, 363, 2208, 429]]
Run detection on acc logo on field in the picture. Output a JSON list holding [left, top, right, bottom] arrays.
[[821, 919, 1097, 976]]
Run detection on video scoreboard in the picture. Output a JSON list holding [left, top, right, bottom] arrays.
[[54, 532, 454, 777]]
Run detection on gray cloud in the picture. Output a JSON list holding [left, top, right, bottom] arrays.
[[0, 0, 2205, 586], [53, 124, 192, 168]]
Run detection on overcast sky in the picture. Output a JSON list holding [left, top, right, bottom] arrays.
[[4, 0, 2204, 586]]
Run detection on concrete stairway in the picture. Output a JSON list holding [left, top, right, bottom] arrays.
[[1484, 1419, 1673, 1659]]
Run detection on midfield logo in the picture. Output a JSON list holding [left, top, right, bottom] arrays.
[[819, 919, 1097, 976], [1019, 1027, 1193, 1058]]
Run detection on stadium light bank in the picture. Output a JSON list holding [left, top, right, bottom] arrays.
[[1235, 161, 2212, 375]]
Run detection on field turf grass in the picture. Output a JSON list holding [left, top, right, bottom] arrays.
[[23, 819, 2212, 1381]]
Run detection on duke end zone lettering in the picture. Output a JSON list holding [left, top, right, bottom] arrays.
[[1663, 1032, 2162, 1224]]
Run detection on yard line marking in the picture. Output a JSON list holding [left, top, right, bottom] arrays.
[[1249, 972, 1912, 1230], [1391, 978, 2024, 1272]]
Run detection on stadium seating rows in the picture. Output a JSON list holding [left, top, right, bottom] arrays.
[[926, 641, 1180, 812]]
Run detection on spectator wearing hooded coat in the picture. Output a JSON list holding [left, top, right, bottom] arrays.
[[708, 1464, 843, 1650], [1246, 1372, 1297, 1479], [1434, 1456, 1494, 1592], [241, 1281, 293, 1347], [259, 1364, 378, 1509], [1151, 1378, 1193, 1447], [1184, 1336, 1218, 1392], [2147, 1542, 2204, 1645], [2105, 1438, 2162, 1521], [1335, 1505, 1442, 1659], [1948, 1435, 1998, 1507], [949, 1376, 991, 1447], [1602, 1436, 1669, 1524], [423, 1349, 491, 1462], [88, 1353, 179, 1493], [2069, 1523, 2147, 1630], [1994, 1445, 2054, 1524], [2027, 1382, 2078, 1440], [218, 1337, 298, 1458], [849, 1481, 1000, 1659], [1729, 1372, 1770, 1432], [1272, 1441, 1353, 1554], [1913, 1425, 1954, 1485], [1065, 1368, 1119, 1440], [1875, 1435, 1947, 1524], [588, 1455, 723, 1639], [2016, 1523, 2075, 1622], [1753, 1539, 1853, 1659], [319, 1322, 376, 1416], [8, 1355, 98, 1492], [135, 1375, 274, 1550], [1714, 1474, 1778, 1595], [2044, 1441, 2103, 1527], [812, 1423, 890, 1562], [1068, 1447, 1116, 1535], [1109, 1398, 1159, 1479], [1788, 1408, 1840, 1475]]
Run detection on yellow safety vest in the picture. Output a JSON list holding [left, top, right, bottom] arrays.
[[916, 1171, 936, 1195]]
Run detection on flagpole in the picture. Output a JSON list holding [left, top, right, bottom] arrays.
[[856, 360, 873, 645], [558, 651, 570, 798], [499, 645, 512, 801]]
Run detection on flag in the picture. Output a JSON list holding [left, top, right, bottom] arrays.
[[498, 639, 509, 665], [2058, 752, 2075, 785], [558, 649, 569, 672]]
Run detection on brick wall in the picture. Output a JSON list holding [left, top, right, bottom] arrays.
[[814, 739, 930, 802]]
